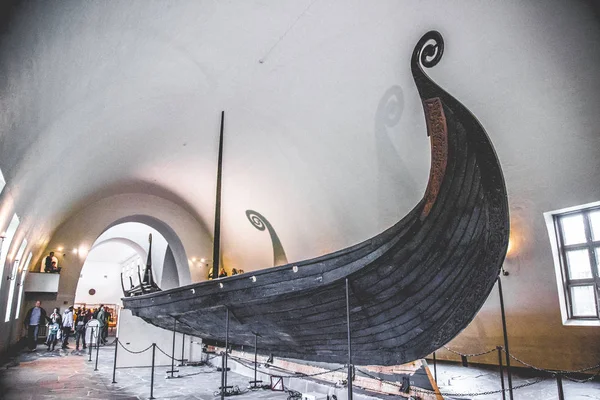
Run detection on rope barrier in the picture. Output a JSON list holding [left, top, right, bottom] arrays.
[[117, 341, 154, 355], [501, 348, 600, 375], [561, 368, 600, 383], [155, 344, 184, 363], [443, 345, 497, 357], [443, 345, 600, 379], [112, 339, 599, 395], [411, 376, 546, 397]]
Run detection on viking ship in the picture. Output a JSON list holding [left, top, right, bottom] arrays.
[[123, 31, 509, 366]]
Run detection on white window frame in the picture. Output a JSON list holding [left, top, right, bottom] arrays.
[[0, 214, 20, 292], [15, 252, 33, 319], [544, 200, 600, 326], [0, 168, 5, 193], [5, 239, 27, 322]]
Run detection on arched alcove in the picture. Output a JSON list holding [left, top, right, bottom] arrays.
[[74, 240, 141, 306], [100, 215, 191, 287], [91, 237, 147, 260]]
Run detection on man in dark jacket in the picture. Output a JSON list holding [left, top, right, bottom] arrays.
[[24, 300, 50, 351], [74, 307, 87, 350]]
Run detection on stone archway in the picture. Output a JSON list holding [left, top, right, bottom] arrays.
[[100, 215, 191, 287], [91, 237, 147, 260]]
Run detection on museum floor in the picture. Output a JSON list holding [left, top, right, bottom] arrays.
[[1, 342, 599, 399]]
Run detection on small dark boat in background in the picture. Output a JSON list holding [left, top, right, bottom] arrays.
[[123, 31, 509, 366], [121, 233, 161, 297]]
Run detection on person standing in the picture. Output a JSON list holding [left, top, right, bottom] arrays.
[[46, 308, 62, 351], [97, 305, 108, 344], [74, 307, 87, 351], [24, 300, 49, 351], [61, 306, 74, 349], [42, 252, 59, 273]]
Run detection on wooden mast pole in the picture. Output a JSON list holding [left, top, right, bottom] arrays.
[[212, 111, 225, 280]]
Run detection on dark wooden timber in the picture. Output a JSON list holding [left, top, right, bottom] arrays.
[[124, 234, 160, 297], [123, 31, 510, 366], [212, 111, 225, 280]]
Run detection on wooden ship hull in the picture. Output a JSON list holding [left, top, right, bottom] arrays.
[[123, 31, 509, 366]]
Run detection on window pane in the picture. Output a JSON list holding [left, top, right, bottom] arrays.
[[560, 214, 587, 245], [566, 249, 592, 280], [590, 210, 600, 242], [0, 214, 20, 292], [5, 239, 27, 322], [595, 247, 600, 276], [571, 286, 597, 317], [15, 252, 32, 319]]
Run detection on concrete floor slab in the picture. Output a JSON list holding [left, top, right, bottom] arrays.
[[2, 344, 599, 399]]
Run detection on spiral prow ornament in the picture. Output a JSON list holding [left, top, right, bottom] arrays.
[[246, 210, 288, 266]]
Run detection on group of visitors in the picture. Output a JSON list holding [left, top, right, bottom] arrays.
[[24, 300, 113, 352], [207, 267, 245, 280], [42, 251, 61, 273]]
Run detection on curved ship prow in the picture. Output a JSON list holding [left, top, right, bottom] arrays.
[[123, 31, 509, 366]]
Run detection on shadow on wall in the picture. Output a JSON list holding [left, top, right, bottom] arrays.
[[375, 85, 419, 226]]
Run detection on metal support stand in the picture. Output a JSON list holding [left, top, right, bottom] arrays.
[[167, 317, 180, 378], [88, 327, 94, 362], [497, 346, 506, 400], [112, 337, 118, 383], [150, 343, 156, 399], [498, 276, 514, 400], [432, 352, 437, 384], [94, 332, 100, 371], [225, 308, 229, 392], [179, 333, 186, 366], [220, 308, 231, 399], [220, 352, 226, 400], [249, 333, 262, 388], [556, 374, 565, 400], [345, 278, 353, 400]]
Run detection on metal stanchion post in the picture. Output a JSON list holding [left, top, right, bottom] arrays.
[[179, 333, 185, 367], [556, 374, 565, 400], [167, 317, 179, 379], [433, 351, 437, 384], [88, 327, 94, 362], [150, 343, 156, 400], [94, 331, 100, 371], [497, 276, 514, 400], [497, 346, 506, 400], [220, 351, 226, 400], [224, 308, 229, 395], [249, 333, 262, 388], [112, 337, 119, 384], [345, 278, 353, 400], [254, 334, 258, 385]]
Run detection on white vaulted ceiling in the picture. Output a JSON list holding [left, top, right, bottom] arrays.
[[0, 0, 599, 275]]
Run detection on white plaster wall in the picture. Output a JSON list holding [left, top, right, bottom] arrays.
[[116, 309, 203, 368], [75, 261, 129, 306]]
